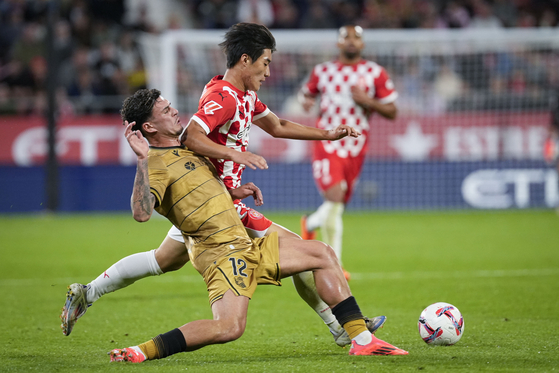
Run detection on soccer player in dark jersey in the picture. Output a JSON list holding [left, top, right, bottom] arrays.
[[104, 89, 407, 361]]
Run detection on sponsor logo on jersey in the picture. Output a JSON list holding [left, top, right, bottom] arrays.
[[203, 100, 223, 115], [236, 123, 251, 140], [248, 209, 263, 219], [184, 161, 196, 170], [235, 276, 247, 288], [172, 150, 179, 156]]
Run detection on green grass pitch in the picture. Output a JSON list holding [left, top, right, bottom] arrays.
[[0, 210, 558, 372]]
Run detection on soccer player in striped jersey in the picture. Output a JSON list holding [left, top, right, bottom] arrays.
[[299, 25, 399, 280]]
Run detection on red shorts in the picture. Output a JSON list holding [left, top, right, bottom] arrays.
[[234, 200, 273, 238], [312, 145, 365, 204]]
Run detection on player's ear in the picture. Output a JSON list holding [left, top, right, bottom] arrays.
[[241, 53, 251, 66], [142, 121, 156, 134]]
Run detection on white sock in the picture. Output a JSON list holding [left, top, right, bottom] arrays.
[[86, 249, 163, 303], [130, 346, 146, 358], [292, 271, 341, 333], [306, 201, 330, 231], [353, 331, 373, 346], [318, 201, 344, 262]]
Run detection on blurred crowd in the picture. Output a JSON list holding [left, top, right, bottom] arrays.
[[0, 0, 558, 116]]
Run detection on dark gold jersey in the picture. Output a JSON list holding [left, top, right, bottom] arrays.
[[148, 146, 252, 274]]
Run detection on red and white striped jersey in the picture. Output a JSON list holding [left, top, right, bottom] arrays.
[[302, 59, 397, 158], [190, 75, 270, 189]]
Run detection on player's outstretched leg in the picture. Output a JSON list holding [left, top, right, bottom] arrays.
[[60, 283, 90, 336], [348, 335, 408, 356]]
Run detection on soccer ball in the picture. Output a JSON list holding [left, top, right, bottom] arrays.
[[418, 302, 464, 345]]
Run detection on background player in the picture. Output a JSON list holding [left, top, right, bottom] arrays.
[[107, 90, 407, 361], [299, 25, 399, 280]]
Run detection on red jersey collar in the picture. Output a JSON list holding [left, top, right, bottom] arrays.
[[210, 75, 248, 95], [334, 59, 366, 68]]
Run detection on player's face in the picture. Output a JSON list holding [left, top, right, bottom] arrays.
[[244, 49, 272, 91], [149, 97, 183, 137], [337, 26, 364, 60]]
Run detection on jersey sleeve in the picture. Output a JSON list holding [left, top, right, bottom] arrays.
[[190, 90, 237, 134], [253, 96, 270, 121], [148, 156, 169, 208], [374, 67, 398, 104], [301, 66, 320, 96]]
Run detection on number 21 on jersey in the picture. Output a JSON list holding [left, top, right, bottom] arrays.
[[313, 159, 332, 185]]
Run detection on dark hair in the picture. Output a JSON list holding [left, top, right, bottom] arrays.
[[219, 23, 276, 68], [120, 88, 161, 132]]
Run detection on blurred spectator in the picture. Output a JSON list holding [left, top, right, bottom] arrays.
[[194, 0, 237, 29], [237, 0, 274, 26], [91, 41, 126, 104], [539, 7, 558, 27], [433, 62, 464, 108], [115, 29, 140, 74], [11, 23, 45, 68], [492, 0, 518, 27], [516, 10, 538, 27], [271, 0, 300, 29], [69, 0, 94, 47], [301, 0, 335, 29], [469, 0, 503, 28], [87, 0, 124, 25], [0, 3, 25, 63], [67, 67, 102, 113], [442, 0, 470, 28], [127, 3, 158, 33], [330, 0, 361, 28]]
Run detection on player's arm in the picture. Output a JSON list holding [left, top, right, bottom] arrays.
[[299, 91, 317, 112], [124, 121, 155, 222], [180, 120, 268, 170], [299, 67, 320, 112], [253, 111, 361, 141], [351, 86, 398, 120]]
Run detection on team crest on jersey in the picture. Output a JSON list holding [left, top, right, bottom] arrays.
[[184, 161, 196, 170], [248, 209, 263, 220], [234, 276, 247, 288], [203, 100, 222, 114]]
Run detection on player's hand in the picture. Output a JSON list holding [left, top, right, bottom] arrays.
[[229, 151, 268, 170], [301, 95, 316, 112], [326, 124, 361, 140], [350, 86, 371, 108], [124, 121, 149, 159], [229, 182, 264, 206]]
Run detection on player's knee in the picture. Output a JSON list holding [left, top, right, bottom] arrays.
[[323, 243, 339, 264], [218, 320, 246, 343], [163, 252, 190, 272], [313, 241, 339, 268], [156, 249, 189, 273]]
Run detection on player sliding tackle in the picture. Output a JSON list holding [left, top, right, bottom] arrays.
[[61, 22, 388, 348], [106, 89, 407, 361]]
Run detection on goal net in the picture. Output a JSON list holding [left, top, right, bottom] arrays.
[[139, 28, 559, 211]]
